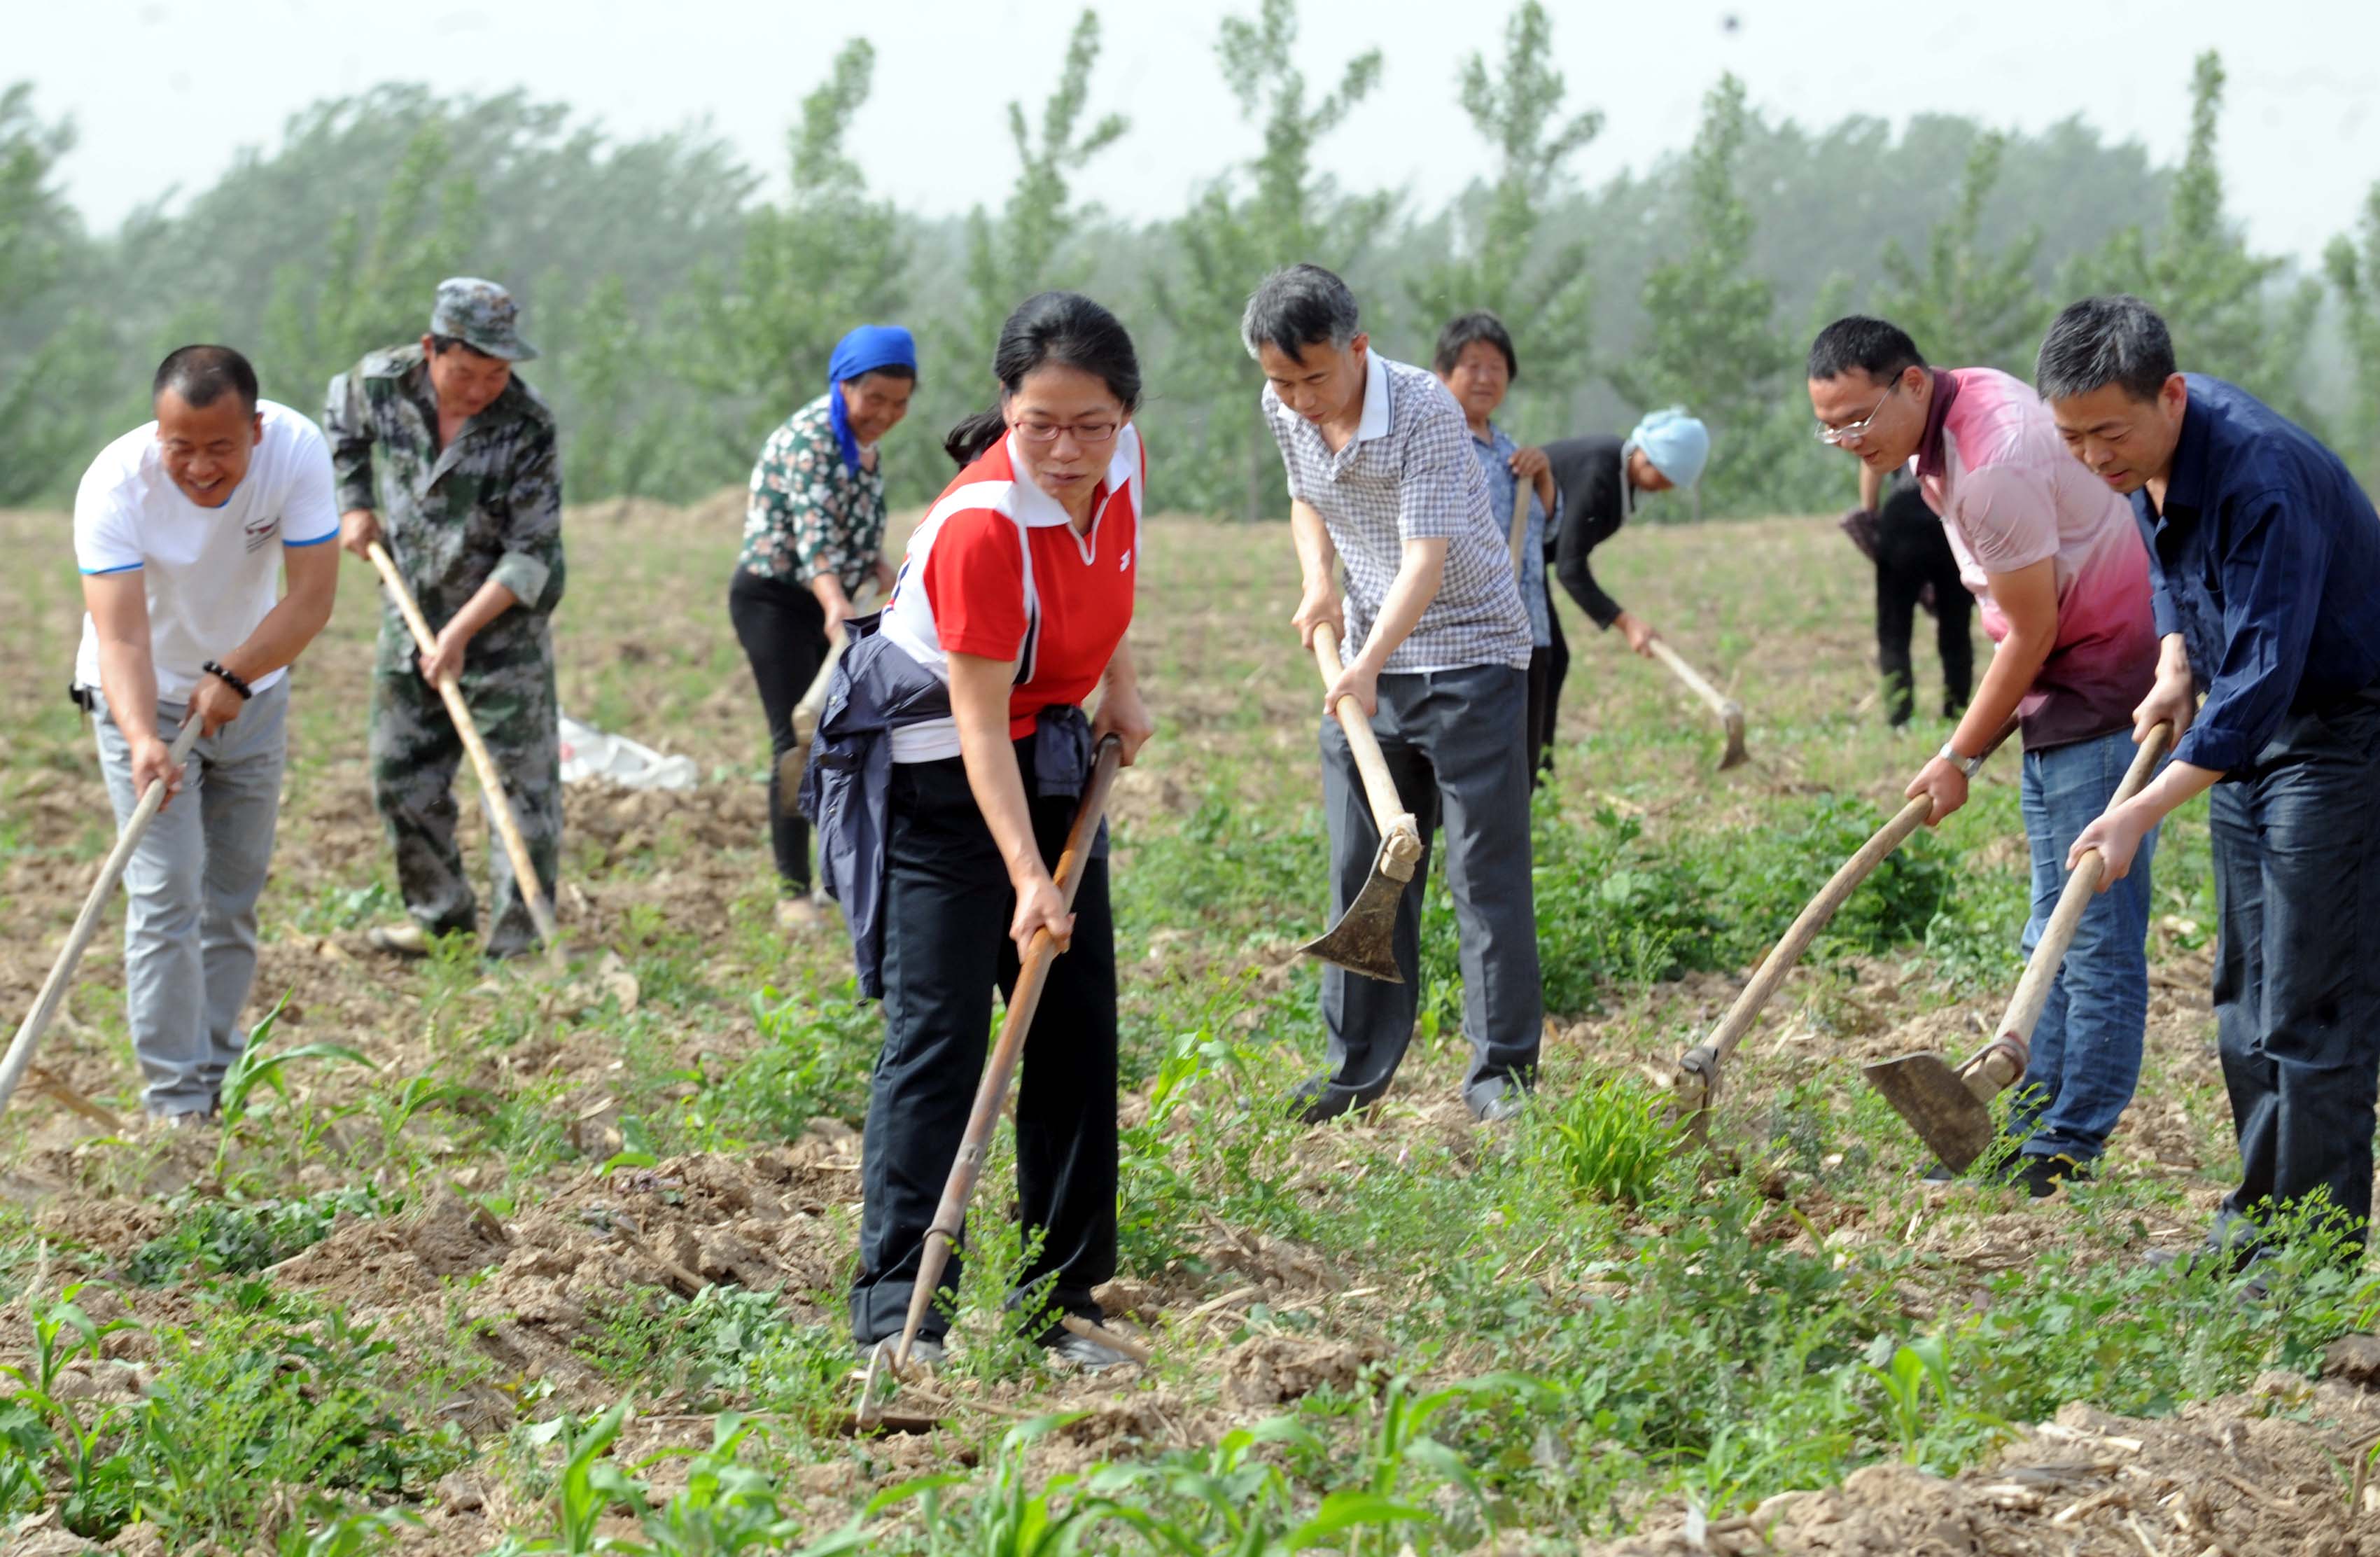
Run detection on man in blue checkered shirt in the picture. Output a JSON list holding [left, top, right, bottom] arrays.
[[1246, 263, 1542, 1125]]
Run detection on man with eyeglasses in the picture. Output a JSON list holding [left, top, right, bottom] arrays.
[[2040, 295, 2380, 1274], [1807, 316, 2162, 1196], [1244, 263, 1541, 1126]]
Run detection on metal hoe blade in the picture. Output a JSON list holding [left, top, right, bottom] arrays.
[[1300, 837, 1410, 983], [1718, 701, 1749, 771], [1863, 1052, 1996, 1173]]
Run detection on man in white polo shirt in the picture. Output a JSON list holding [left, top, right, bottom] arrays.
[[74, 345, 341, 1124], [1246, 263, 1542, 1124]]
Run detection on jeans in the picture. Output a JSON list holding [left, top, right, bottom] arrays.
[[1317, 664, 1542, 1114], [2006, 726, 2160, 1161], [2206, 695, 2380, 1255], [92, 684, 288, 1116], [850, 743, 1116, 1346]]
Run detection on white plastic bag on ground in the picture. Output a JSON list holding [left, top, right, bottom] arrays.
[[558, 711, 699, 791]]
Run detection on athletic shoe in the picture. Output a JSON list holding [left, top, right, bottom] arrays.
[[2008, 1152, 2092, 1199], [366, 923, 432, 958], [1044, 1328, 1138, 1371]]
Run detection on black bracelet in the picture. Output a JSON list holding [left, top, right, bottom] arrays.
[[202, 660, 254, 700]]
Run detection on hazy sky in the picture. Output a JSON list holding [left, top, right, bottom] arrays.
[[24, 0, 2380, 264]]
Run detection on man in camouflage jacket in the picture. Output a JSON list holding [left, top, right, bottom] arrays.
[[325, 277, 565, 960]]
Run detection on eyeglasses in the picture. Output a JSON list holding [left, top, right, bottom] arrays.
[[1014, 419, 1119, 445], [1816, 381, 1900, 447]]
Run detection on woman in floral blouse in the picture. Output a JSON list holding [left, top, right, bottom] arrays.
[[731, 325, 918, 929]]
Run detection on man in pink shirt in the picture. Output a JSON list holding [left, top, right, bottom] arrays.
[[1807, 316, 2162, 1196]]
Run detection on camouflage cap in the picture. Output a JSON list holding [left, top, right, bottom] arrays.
[[430, 277, 538, 362]]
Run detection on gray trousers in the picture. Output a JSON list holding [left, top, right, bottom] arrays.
[[1318, 664, 1542, 1110], [92, 684, 288, 1116]]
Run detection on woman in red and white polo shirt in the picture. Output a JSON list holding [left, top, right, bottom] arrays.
[[850, 291, 1153, 1369]]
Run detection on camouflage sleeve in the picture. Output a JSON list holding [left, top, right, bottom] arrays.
[[323, 368, 377, 514], [491, 424, 563, 612]]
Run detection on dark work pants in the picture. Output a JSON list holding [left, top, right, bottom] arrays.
[[1536, 574, 1568, 778], [1524, 646, 1555, 788], [1874, 498, 1973, 726], [2206, 696, 2380, 1256], [727, 571, 829, 893], [1317, 664, 1543, 1115], [850, 745, 1118, 1346]]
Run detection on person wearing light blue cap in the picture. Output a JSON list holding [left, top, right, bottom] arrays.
[[1536, 410, 1709, 763], [732, 324, 918, 929]]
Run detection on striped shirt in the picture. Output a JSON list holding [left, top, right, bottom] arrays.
[[1263, 351, 1532, 673]]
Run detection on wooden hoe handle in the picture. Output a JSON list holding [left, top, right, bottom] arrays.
[[1310, 622, 1413, 841], [367, 541, 563, 958], [895, 735, 1125, 1367], [0, 719, 206, 1119], [1969, 721, 2175, 1090], [1646, 638, 1731, 718], [1677, 713, 2023, 1111]]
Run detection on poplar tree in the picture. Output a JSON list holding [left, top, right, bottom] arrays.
[[2327, 183, 2380, 485], [2067, 51, 2318, 422], [1869, 131, 2045, 372], [685, 39, 909, 470], [1610, 74, 1787, 506], [1407, 0, 1602, 428], [1150, 0, 1389, 519]]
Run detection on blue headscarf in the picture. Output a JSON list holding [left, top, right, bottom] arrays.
[[1628, 406, 1711, 488], [826, 325, 918, 473]]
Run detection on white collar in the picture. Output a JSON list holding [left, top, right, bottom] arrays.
[[1351, 347, 1392, 445], [1002, 428, 1135, 530]]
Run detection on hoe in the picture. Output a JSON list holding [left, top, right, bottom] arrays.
[[0, 719, 204, 1122], [1672, 716, 2020, 1138], [1646, 638, 1750, 771], [1298, 623, 1423, 984], [368, 541, 566, 967], [851, 735, 1143, 1432], [1864, 722, 2174, 1173]]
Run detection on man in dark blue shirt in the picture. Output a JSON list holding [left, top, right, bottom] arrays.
[[2040, 294, 2380, 1270]]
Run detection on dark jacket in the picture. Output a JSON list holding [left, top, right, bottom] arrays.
[[799, 614, 1100, 998], [1543, 435, 1630, 629], [2134, 375, 2380, 774]]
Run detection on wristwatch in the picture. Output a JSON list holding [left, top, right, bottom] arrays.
[[1935, 741, 1984, 778]]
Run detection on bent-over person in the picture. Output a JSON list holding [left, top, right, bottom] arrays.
[[72, 346, 340, 1122]]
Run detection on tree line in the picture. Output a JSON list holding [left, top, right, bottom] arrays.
[[6, 1, 2377, 520]]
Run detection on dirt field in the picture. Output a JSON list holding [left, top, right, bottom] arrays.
[[2, 494, 2376, 1553]]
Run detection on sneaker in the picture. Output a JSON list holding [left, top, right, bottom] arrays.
[[1044, 1328, 1138, 1371], [858, 1335, 944, 1369], [143, 1108, 217, 1132], [2008, 1152, 2092, 1199], [776, 897, 830, 933], [366, 923, 433, 958], [1920, 1161, 1958, 1185]]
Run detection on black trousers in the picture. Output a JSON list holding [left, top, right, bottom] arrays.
[[727, 571, 829, 893], [1536, 577, 1568, 778], [1875, 491, 1973, 726], [850, 744, 1118, 1345], [2207, 695, 2380, 1257]]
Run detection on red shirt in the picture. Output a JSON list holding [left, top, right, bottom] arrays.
[[879, 426, 1142, 761]]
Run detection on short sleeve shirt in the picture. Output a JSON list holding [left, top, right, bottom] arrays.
[[74, 400, 341, 701], [878, 426, 1143, 762], [1261, 351, 1531, 673], [741, 392, 889, 590], [1467, 421, 1553, 647], [1913, 368, 2158, 750]]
